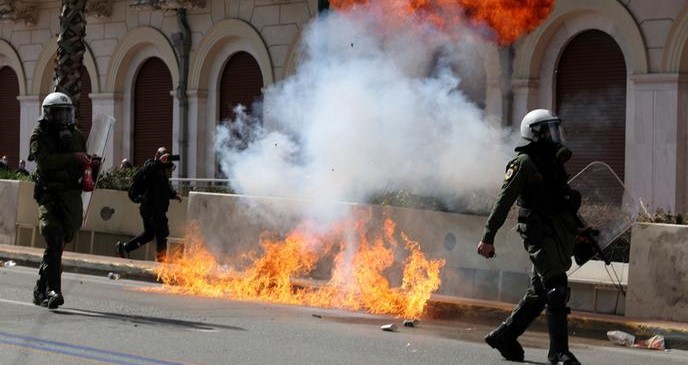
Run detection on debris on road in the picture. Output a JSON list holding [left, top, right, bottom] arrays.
[[381, 323, 397, 332], [2, 260, 16, 267], [312, 314, 322, 319], [403, 319, 418, 327], [633, 335, 666, 350], [107, 272, 120, 280], [607, 330, 635, 347], [607, 330, 666, 350]]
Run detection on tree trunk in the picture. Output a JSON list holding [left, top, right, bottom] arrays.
[[54, 0, 87, 122]]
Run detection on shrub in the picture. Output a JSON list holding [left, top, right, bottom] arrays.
[[96, 167, 137, 191], [636, 208, 687, 225], [368, 190, 450, 212], [0, 169, 33, 181]]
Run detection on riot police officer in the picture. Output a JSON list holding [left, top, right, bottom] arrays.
[[477, 109, 582, 365], [30, 91, 90, 309], [115, 147, 181, 262]]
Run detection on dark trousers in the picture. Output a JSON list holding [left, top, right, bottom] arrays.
[[37, 233, 65, 293], [124, 207, 170, 257], [36, 190, 82, 295]]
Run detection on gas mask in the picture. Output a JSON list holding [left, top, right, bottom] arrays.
[[535, 120, 572, 163]]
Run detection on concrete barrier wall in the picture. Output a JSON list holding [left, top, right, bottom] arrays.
[[3, 180, 677, 316], [0, 180, 19, 245], [186, 192, 533, 303], [3, 180, 187, 261], [626, 223, 688, 322]]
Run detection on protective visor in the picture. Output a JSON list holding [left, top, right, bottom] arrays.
[[45, 106, 74, 126], [536, 119, 564, 144]]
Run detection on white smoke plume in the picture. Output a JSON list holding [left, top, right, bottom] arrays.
[[215, 4, 515, 219]]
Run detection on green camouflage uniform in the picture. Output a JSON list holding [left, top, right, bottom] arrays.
[[30, 121, 87, 294]]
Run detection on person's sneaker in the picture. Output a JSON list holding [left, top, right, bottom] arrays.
[[45, 291, 64, 309], [548, 351, 581, 365], [485, 332, 525, 362], [32, 285, 46, 306], [115, 241, 127, 258], [155, 251, 166, 263]]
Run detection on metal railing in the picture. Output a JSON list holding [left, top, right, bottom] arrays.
[[169, 178, 233, 195]]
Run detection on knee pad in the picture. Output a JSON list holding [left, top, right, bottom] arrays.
[[545, 272, 570, 313], [546, 286, 570, 314]]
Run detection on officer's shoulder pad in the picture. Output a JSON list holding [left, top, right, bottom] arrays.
[[515, 153, 535, 163], [510, 153, 536, 170], [30, 125, 43, 137]]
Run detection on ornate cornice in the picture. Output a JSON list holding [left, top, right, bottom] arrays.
[[0, 1, 38, 26], [86, 0, 112, 18], [129, 0, 205, 10]]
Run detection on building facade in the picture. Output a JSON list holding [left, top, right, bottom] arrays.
[[0, 0, 314, 175], [0, 0, 687, 212]]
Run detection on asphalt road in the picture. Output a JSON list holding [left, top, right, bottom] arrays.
[[0, 265, 686, 365]]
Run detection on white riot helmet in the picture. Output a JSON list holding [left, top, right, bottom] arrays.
[[520, 109, 564, 144], [42, 92, 75, 126]]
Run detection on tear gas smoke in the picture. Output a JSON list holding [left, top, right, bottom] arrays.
[[215, 4, 517, 220]]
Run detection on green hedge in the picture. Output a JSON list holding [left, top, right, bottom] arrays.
[[95, 167, 137, 191], [0, 169, 33, 181]]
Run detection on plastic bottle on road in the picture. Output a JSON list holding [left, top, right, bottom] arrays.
[[607, 330, 635, 347]]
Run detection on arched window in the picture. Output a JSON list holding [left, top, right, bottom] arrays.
[[0, 66, 20, 169], [133, 57, 173, 167], [556, 30, 627, 180], [217, 51, 264, 177], [219, 51, 264, 122]]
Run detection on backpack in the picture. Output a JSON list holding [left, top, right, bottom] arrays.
[[128, 167, 146, 203]]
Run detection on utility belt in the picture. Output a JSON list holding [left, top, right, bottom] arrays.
[[518, 207, 552, 225], [33, 177, 80, 202]]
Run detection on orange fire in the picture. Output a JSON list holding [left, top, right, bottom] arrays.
[[328, 0, 554, 45], [153, 214, 445, 319]]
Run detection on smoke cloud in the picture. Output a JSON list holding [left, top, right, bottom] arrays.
[[215, 4, 516, 219]]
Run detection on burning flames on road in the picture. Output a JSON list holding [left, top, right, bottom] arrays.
[[152, 213, 445, 319], [329, 0, 554, 45]]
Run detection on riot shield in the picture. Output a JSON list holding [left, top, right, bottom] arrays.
[[568, 161, 639, 252], [82, 114, 115, 225], [507, 161, 639, 264]]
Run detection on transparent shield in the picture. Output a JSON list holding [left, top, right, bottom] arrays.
[[507, 161, 639, 256], [568, 161, 639, 251], [82, 114, 115, 224]]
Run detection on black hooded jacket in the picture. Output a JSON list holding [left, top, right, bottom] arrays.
[[139, 159, 177, 213]]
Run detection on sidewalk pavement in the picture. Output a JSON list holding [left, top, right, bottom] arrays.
[[2, 243, 687, 350]]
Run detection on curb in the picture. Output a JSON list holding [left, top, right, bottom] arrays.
[[2, 245, 687, 350], [0, 245, 158, 282], [425, 298, 688, 350]]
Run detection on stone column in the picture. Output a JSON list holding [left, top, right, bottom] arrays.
[[188, 89, 208, 178], [510, 78, 540, 131], [18, 95, 41, 170], [628, 74, 685, 212]]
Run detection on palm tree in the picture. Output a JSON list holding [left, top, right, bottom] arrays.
[[53, 0, 87, 121]]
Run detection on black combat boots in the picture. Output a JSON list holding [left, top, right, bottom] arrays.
[[485, 296, 546, 362], [485, 322, 525, 362], [32, 280, 47, 306], [45, 290, 64, 309], [546, 304, 580, 365], [115, 241, 128, 258], [548, 351, 581, 365]]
